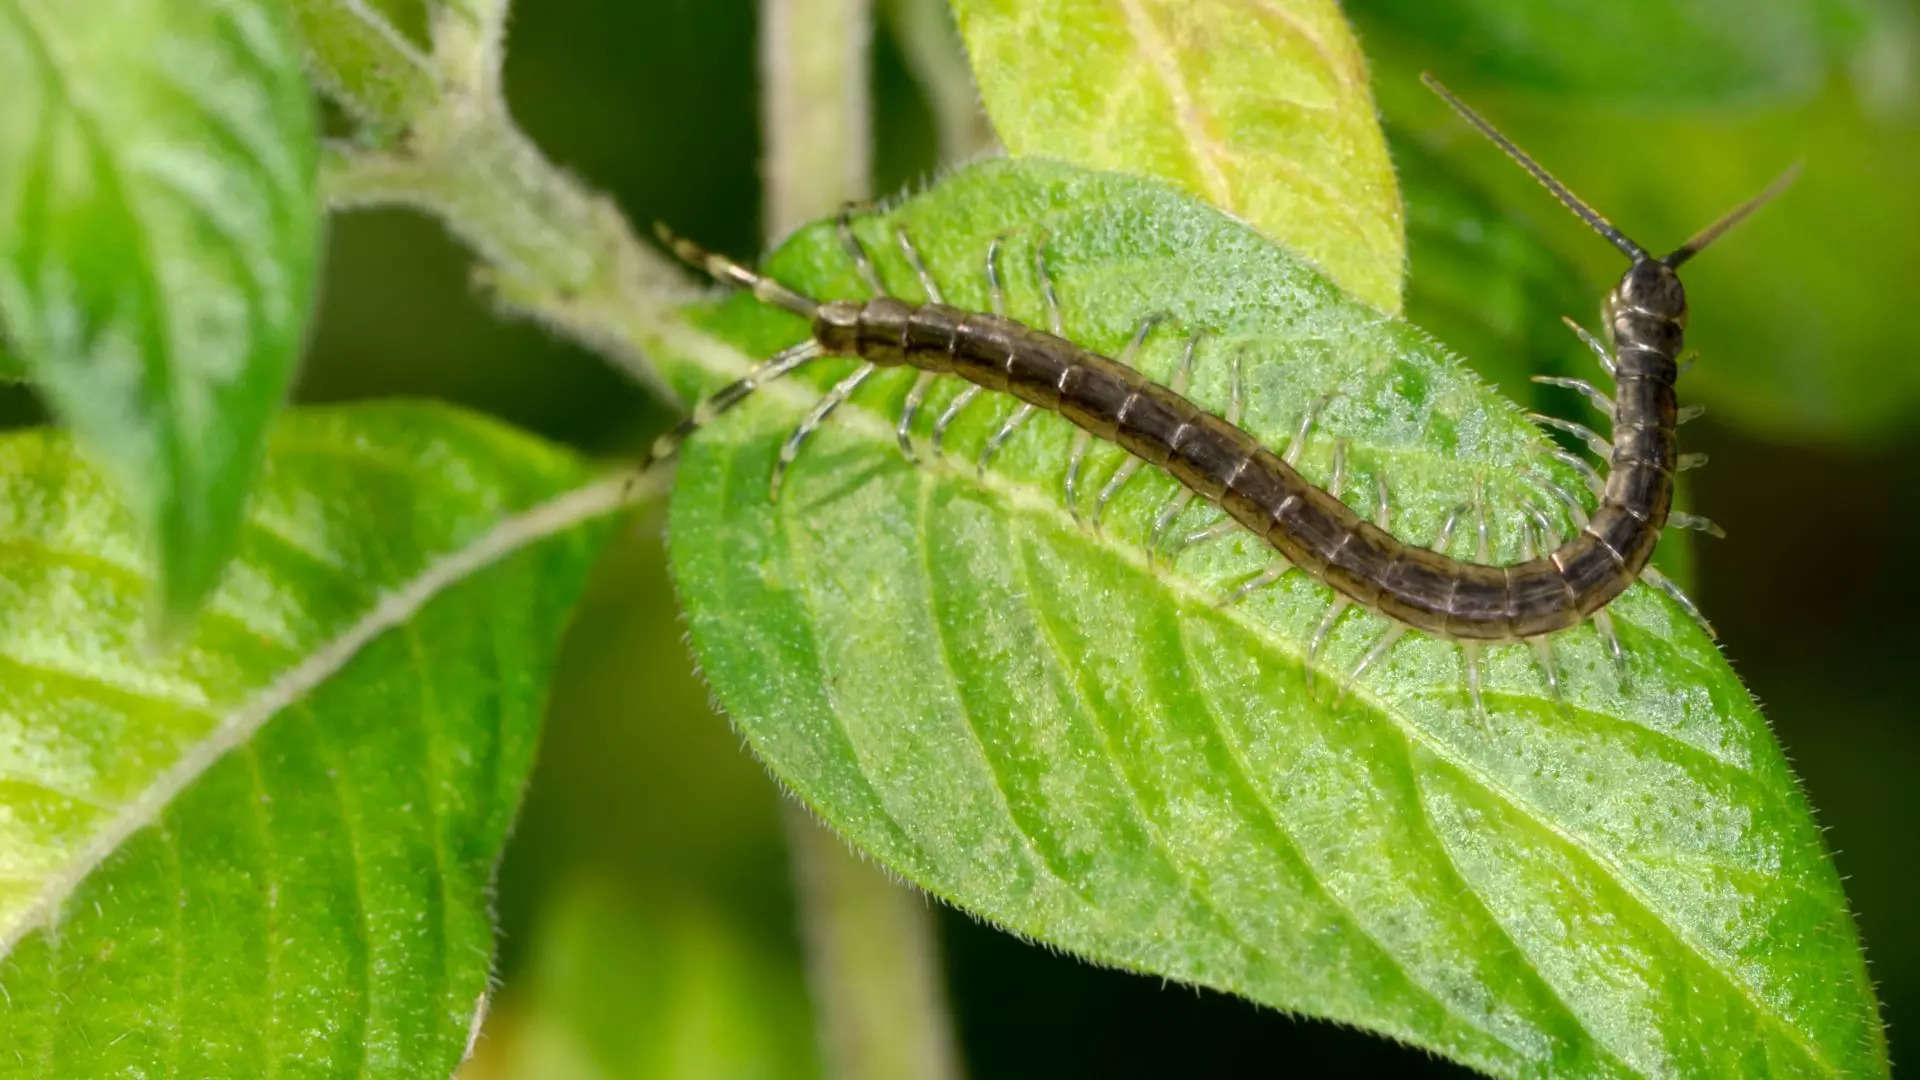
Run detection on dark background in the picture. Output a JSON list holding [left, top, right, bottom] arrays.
[[279, 1, 1920, 1075]]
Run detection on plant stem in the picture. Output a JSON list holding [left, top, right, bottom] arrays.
[[784, 811, 964, 1080], [760, 2, 964, 1078], [317, 4, 697, 396], [883, 0, 998, 164]]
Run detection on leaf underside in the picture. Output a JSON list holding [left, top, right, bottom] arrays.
[[655, 158, 1883, 1078], [949, 0, 1406, 314], [0, 403, 607, 1076], [0, 0, 320, 622]]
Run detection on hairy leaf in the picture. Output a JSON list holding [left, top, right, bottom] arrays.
[[1346, 0, 1870, 105], [949, 0, 1405, 314], [0, 0, 321, 624], [0, 403, 615, 1076], [655, 159, 1883, 1077], [286, 0, 436, 137]]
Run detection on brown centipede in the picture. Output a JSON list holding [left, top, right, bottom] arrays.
[[647, 77, 1795, 704]]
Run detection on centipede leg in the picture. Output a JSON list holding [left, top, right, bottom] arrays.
[[1097, 331, 1198, 529], [897, 372, 937, 463], [1518, 519, 1567, 707], [1462, 480, 1493, 717], [1219, 564, 1289, 608], [1462, 642, 1486, 716], [1284, 393, 1336, 467], [837, 208, 887, 294], [931, 385, 982, 457], [770, 361, 877, 501], [1529, 636, 1564, 706], [1177, 517, 1239, 551], [981, 234, 1079, 475], [1532, 374, 1615, 417], [895, 226, 944, 303], [1152, 347, 1241, 558], [1546, 447, 1606, 498], [1591, 607, 1628, 690], [1304, 599, 1351, 696], [1147, 491, 1197, 561], [1062, 430, 1092, 514], [891, 227, 947, 464], [1641, 566, 1717, 640], [1528, 413, 1613, 460], [1668, 511, 1727, 538], [649, 341, 824, 463], [1337, 625, 1407, 704], [981, 404, 1040, 473], [926, 238, 1012, 459], [1560, 315, 1615, 377]]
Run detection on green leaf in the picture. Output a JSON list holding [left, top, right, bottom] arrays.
[[469, 878, 822, 1080], [0, 402, 621, 1076], [286, 0, 436, 137], [0, 0, 321, 625], [0, 339, 22, 382], [656, 159, 1884, 1077], [949, 0, 1405, 314], [1345, 0, 1870, 105]]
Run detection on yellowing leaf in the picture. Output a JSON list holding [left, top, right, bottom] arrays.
[[951, 0, 1405, 312]]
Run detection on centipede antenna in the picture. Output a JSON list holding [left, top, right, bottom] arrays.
[[655, 222, 819, 317], [1422, 73, 1650, 264], [1664, 163, 1801, 267]]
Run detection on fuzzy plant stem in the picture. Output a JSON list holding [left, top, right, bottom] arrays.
[[760, 2, 966, 1078]]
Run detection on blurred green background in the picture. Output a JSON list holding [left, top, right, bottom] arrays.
[[140, 0, 1920, 1075]]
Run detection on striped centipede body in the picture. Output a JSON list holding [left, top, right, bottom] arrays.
[[649, 77, 1795, 707]]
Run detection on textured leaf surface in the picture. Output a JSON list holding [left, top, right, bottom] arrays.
[[1345, 0, 1868, 104], [0, 0, 320, 622], [0, 403, 610, 1076], [656, 159, 1883, 1077], [949, 0, 1404, 313], [286, 0, 435, 136]]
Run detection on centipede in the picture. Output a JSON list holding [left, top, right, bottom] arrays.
[[647, 76, 1795, 707]]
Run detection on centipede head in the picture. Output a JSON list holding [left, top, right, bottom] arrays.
[[1421, 73, 1798, 325]]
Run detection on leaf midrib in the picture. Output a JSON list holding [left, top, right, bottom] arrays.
[[0, 468, 656, 963]]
